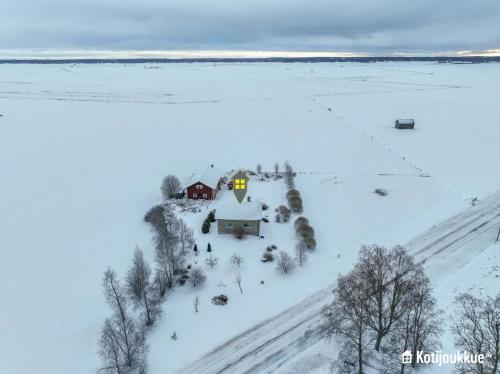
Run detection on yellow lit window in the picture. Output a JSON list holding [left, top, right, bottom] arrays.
[[234, 179, 246, 190]]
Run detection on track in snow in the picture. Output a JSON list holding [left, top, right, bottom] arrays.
[[177, 191, 500, 374]]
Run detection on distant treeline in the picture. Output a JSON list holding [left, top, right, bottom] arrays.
[[1, 56, 500, 64]]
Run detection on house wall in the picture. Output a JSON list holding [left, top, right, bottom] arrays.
[[186, 183, 214, 200], [217, 219, 261, 236]]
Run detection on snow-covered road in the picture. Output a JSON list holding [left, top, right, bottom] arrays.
[[177, 191, 500, 374]]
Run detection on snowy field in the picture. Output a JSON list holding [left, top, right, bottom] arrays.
[[0, 62, 499, 374]]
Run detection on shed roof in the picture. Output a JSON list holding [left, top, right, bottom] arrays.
[[186, 165, 223, 189], [216, 202, 262, 221], [396, 119, 415, 124]]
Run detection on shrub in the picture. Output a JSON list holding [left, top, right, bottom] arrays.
[[207, 242, 212, 252], [205, 254, 218, 269], [271, 244, 277, 250], [276, 205, 291, 223], [302, 237, 317, 250], [374, 188, 389, 197], [266, 246, 273, 252], [262, 203, 269, 211], [202, 219, 210, 234], [193, 244, 198, 254], [230, 254, 243, 268], [262, 217, 269, 223], [286, 189, 301, 200], [294, 216, 309, 229], [212, 294, 229, 305], [190, 267, 206, 288], [276, 251, 296, 274], [297, 224, 315, 239], [288, 196, 303, 213], [233, 226, 245, 239], [261, 252, 274, 262], [207, 210, 216, 222]]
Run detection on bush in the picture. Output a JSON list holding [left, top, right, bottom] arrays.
[[202, 219, 210, 234], [230, 254, 243, 268], [276, 205, 291, 223], [262, 217, 269, 223], [302, 237, 317, 250], [374, 188, 389, 197], [190, 267, 206, 288], [233, 226, 245, 239], [297, 224, 315, 239], [271, 244, 277, 250], [294, 216, 309, 229], [262, 203, 269, 211], [207, 242, 212, 252], [261, 251, 274, 262], [207, 210, 216, 222], [276, 251, 296, 274], [212, 294, 229, 306], [288, 196, 303, 213], [286, 189, 301, 200], [205, 254, 218, 269]]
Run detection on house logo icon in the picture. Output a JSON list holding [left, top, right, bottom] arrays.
[[401, 350, 413, 364]]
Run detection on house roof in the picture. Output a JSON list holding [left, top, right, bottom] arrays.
[[185, 165, 223, 189], [216, 202, 262, 221]]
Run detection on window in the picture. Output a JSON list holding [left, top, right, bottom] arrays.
[[203, 193, 208, 198], [196, 184, 203, 189], [243, 223, 252, 229], [226, 223, 233, 228], [234, 178, 246, 190], [193, 193, 197, 198]]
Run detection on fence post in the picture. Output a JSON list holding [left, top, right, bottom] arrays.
[[496, 226, 500, 242]]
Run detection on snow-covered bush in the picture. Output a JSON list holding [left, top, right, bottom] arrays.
[[262, 203, 269, 211], [288, 195, 303, 213], [276, 251, 295, 274], [297, 224, 315, 239], [286, 189, 301, 200], [261, 251, 274, 262], [205, 254, 218, 269], [294, 216, 309, 229], [201, 219, 210, 234], [190, 267, 206, 288], [230, 254, 243, 268], [212, 294, 229, 306], [207, 210, 215, 222], [275, 205, 291, 223], [161, 175, 181, 200], [302, 236, 317, 250]]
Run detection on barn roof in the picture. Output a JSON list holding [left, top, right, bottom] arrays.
[[396, 119, 415, 124], [216, 202, 262, 221], [186, 165, 223, 189]]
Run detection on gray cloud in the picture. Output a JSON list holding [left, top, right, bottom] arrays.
[[1, 0, 500, 52]]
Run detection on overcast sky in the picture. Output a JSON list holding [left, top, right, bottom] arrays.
[[1, 0, 500, 54]]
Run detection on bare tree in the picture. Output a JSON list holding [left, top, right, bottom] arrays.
[[384, 272, 443, 373], [178, 219, 194, 256], [359, 245, 419, 351], [102, 268, 145, 370], [276, 251, 296, 274], [275, 205, 291, 223], [235, 272, 243, 293], [152, 206, 184, 290], [190, 267, 206, 288], [230, 254, 243, 268], [98, 318, 125, 374], [161, 175, 181, 200], [193, 295, 200, 312], [126, 247, 161, 326], [205, 254, 218, 269], [323, 268, 374, 374], [256, 164, 262, 174], [295, 240, 308, 266], [453, 293, 500, 374]]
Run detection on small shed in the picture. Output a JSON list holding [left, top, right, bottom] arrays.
[[395, 119, 415, 129], [216, 202, 262, 236], [185, 165, 223, 200]]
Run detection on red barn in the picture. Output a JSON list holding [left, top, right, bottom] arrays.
[[185, 166, 223, 200]]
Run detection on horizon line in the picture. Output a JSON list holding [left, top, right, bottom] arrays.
[[1, 49, 500, 60]]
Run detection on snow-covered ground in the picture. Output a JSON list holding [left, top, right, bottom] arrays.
[[0, 62, 499, 374]]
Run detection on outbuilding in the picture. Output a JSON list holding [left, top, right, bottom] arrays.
[[216, 202, 262, 236], [185, 165, 223, 200], [395, 119, 415, 129]]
